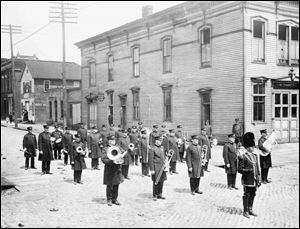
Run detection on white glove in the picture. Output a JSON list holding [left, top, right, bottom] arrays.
[[188, 167, 192, 172], [226, 164, 230, 168], [150, 170, 155, 175]]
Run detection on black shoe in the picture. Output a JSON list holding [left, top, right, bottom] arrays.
[[31, 167, 37, 169], [41, 172, 46, 175], [25, 167, 28, 170], [191, 191, 195, 195], [195, 191, 203, 194], [46, 172, 53, 175], [266, 179, 272, 183], [107, 200, 113, 206], [262, 181, 267, 184], [173, 171, 179, 174], [249, 209, 258, 217], [157, 196, 166, 200], [112, 200, 121, 206], [205, 170, 211, 172], [153, 196, 157, 201], [227, 186, 232, 190], [77, 181, 83, 184], [232, 186, 239, 190], [243, 212, 250, 219], [125, 177, 130, 180]]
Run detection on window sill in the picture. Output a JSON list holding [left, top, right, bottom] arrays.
[[200, 64, 211, 69], [251, 122, 266, 126], [251, 61, 266, 65]]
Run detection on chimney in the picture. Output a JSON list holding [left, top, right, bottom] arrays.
[[142, 5, 153, 18]]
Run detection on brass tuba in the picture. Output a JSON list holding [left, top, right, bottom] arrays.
[[155, 149, 175, 185], [201, 145, 208, 166], [107, 146, 128, 164]]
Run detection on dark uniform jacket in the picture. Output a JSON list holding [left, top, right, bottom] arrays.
[[77, 127, 88, 143], [175, 130, 185, 153], [62, 133, 73, 159], [163, 136, 180, 162], [129, 132, 139, 156], [51, 130, 63, 148], [149, 131, 160, 146], [186, 144, 204, 178], [23, 132, 37, 158], [238, 151, 261, 187], [199, 134, 211, 160], [223, 142, 237, 174], [138, 137, 149, 163], [100, 130, 110, 147], [72, 141, 87, 171], [38, 131, 54, 161], [148, 145, 167, 183], [118, 136, 131, 165], [258, 136, 272, 169], [87, 132, 102, 159], [101, 147, 123, 185]]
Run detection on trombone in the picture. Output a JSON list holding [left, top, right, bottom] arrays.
[[155, 149, 174, 185]]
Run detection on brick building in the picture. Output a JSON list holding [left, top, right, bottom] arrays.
[[75, 1, 299, 143]]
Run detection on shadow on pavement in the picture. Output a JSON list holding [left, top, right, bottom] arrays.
[[137, 193, 153, 199], [173, 188, 190, 193], [209, 182, 228, 189], [63, 178, 74, 184], [92, 197, 107, 204], [217, 205, 243, 215]]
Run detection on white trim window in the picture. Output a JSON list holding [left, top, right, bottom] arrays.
[[252, 82, 265, 122], [44, 80, 50, 92], [89, 62, 96, 86], [200, 26, 212, 67], [89, 103, 97, 125], [108, 54, 114, 81], [252, 20, 265, 62], [73, 81, 80, 87], [278, 24, 289, 65], [162, 37, 172, 73], [132, 46, 140, 77], [291, 26, 299, 65]]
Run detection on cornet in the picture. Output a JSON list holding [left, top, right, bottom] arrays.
[[128, 143, 135, 151], [76, 145, 87, 156]]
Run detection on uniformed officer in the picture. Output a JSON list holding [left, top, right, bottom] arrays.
[[186, 135, 204, 195], [258, 129, 272, 184], [87, 126, 102, 170], [77, 123, 88, 145], [38, 125, 54, 175], [101, 135, 123, 206], [199, 127, 212, 172], [159, 124, 167, 137], [163, 129, 180, 175], [232, 118, 243, 149], [22, 126, 37, 170], [137, 121, 144, 134], [100, 124, 109, 147], [175, 125, 185, 162], [129, 125, 140, 166], [149, 135, 167, 201], [72, 134, 87, 184], [62, 127, 73, 165], [51, 125, 63, 160], [238, 132, 261, 218], [138, 129, 150, 177], [118, 129, 131, 180], [223, 134, 238, 190], [149, 125, 160, 147]]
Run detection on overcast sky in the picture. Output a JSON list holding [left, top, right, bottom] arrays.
[[1, 1, 184, 65]]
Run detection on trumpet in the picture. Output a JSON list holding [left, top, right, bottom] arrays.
[[128, 143, 135, 152], [201, 145, 208, 166], [107, 146, 128, 164], [98, 138, 104, 148], [155, 149, 174, 185], [76, 145, 88, 156]]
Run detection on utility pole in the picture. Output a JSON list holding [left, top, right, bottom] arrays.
[[1, 24, 22, 128], [49, 1, 77, 130]]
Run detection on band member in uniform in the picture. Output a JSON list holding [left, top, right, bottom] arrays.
[[163, 129, 180, 175], [72, 134, 87, 184], [51, 125, 63, 160], [62, 127, 73, 165], [258, 129, 272, 184], [118, 130, 131, 180], [109, 124, 116, 137], [101, 135, 123, 206], [175, 125, 185, 162], [232, 118, 243, 149], [100, 124, 109, 147], [149, 125, 160, 147], [186, 135, 204, 195], [238, 132, 261, 218], [129, 125, 140, 166], [159, 124, 167, 136], [22, 126, 37, 170], [223, 134, 238, 190], [137, 121, 144, 134], [87, 126, 102, 170], [77, 123, 88, 145], [149, 135, 167, 201], [38, 125, 54, 175], [199, 127, 211, 172], [138, 129, 150, 177]]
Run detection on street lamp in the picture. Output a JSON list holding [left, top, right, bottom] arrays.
[[288, 67, 296, 82]]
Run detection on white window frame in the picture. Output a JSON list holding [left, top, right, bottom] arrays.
[[199, 24, 212, 67], [252, 19, 266, 63]]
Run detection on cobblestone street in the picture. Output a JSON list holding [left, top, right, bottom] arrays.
[[1, 126, 299, 228]]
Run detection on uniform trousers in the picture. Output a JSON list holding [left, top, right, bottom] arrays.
[[190, 178, 200, 192], [25, 157, 35, 168], [106, 184, 119, 201], [261, 167, 269, 182], [141, 163, 149, 176], [152, 180, 164, 197], [74, 170, 82, 183], [179, 151, 184, 162], [227, 173, 237, 187], [91, 158, 99, 168], [53, 144, 62, 160], [63, 152, 69, 165], [42, 161, 51, 173], [169, 161, 177, 173], [121, 165, 129, 178]]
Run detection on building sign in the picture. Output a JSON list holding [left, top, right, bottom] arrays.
[[272, 80, 299, 90]]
